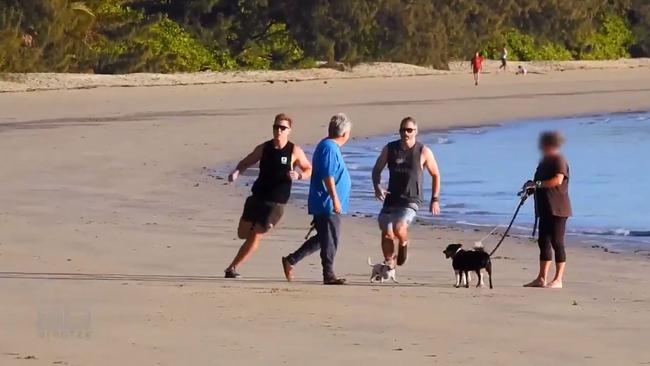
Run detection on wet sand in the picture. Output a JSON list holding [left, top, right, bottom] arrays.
[[1, 66, 650, 365]]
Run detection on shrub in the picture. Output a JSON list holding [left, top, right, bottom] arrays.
[[93, 4, 236, 74], [484, 29, 573, 61], [536, 43, 573, 61], [578, 14, 633, 60], [235, 23, 305, 70], [503, 29, 538, 61], [142, 17, 219, 72]]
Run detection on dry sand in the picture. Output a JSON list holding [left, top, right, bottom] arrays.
[[1, 63, 650, 365], [2, 58, 649, 93]]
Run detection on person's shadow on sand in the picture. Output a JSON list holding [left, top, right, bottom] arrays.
[[0, 271, 443, 287]]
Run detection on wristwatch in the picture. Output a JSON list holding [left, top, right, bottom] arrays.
[[431, 196, 439, 203]]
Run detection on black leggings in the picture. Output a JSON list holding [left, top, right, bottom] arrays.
[[538, 215, 567, 263]]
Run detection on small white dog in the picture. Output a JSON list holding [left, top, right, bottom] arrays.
[[368, 257, 398, 283]]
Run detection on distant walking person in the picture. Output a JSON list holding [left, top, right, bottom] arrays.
[[224, 113, 312, 278], [282, 113, 352, 285], [523, 131, 572, 288], [471, 52, 484, 86], [499, 47, 508, 71], [372, 117, 441, 266]]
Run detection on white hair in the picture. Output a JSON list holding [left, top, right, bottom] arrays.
[[328, 113, 352, 138]]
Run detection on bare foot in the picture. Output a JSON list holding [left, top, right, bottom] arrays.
[[523, 278, 546, 287], [545, 280, 563, 289]]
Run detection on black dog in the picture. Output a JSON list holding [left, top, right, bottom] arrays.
[[443, 243, 493, 289]]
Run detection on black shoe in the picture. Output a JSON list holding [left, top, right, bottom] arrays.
[[224, 269, 241, 279], [397, 245, 408, 266], [323, 278, 346, 285]]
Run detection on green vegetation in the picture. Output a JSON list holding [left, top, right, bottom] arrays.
[[578, 15, 634, 60], [485, 30, 573, 61], [1, 0, 649, 73]]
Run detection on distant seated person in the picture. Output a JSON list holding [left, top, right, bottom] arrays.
[[516, 65, 528, 75]]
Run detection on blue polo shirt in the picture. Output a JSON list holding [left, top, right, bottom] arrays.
[[308, 138, 352, 216]]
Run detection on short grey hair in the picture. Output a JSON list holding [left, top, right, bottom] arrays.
[[328, 113, 352, 138]]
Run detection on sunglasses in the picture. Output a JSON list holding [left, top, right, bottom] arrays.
[[400, 128, 416, 134], [273, 125, 290, 132]]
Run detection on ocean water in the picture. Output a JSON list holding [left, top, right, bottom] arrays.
[[293, 111, 650, 251]]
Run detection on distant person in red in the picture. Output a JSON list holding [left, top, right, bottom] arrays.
[[471, 52, 484, 86]]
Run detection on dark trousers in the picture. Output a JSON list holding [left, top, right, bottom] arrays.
[[538, 215, 567, 263], [286, 214, 340, 280]]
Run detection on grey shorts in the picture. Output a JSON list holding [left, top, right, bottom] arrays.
[[378, 206, 417, 232]]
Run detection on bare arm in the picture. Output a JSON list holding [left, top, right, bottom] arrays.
[[372, 146, 389, 200], [324, 176, 341, 214], [423, 146, 441, 215], [228, 144, 264, 182], [289, 145, 312, 181]]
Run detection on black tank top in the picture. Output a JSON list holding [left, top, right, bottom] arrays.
[[384, 140, 424, 208], [251, 140, 294, 204]]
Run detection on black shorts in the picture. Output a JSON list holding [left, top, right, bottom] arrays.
[[241, 196, 284, 231]]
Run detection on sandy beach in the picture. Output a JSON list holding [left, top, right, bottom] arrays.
[[1, 63, 650, 365]]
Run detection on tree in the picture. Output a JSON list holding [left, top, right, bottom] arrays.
[[1, 0, 649, 73]]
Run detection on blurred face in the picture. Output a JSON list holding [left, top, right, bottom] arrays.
[[272, 119, 291, 140], [399, 120, 418, 144], [539, 142, 560, 157]]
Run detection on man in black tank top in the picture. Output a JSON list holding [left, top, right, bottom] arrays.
[[372, 117, 441, 266], [223, 114, 312, 279]]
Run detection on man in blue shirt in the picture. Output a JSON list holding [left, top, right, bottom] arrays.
[[282, 113, 352, 285]]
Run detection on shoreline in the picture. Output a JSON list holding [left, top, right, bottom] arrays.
[[2, 58, 650, 94], [215, 111, 650, 260]]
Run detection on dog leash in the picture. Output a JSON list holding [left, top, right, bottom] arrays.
[[304, 219, 316, 239], [475, 198, 526, 246], [488, 187, 533, 257], [475, 224, 501, 245]]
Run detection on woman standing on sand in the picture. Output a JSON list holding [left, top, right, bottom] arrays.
[[471, 52, 484, 86], [224, 113, 312, 278], [499, 47, 508, 71], [523, 131, 572, 288]]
